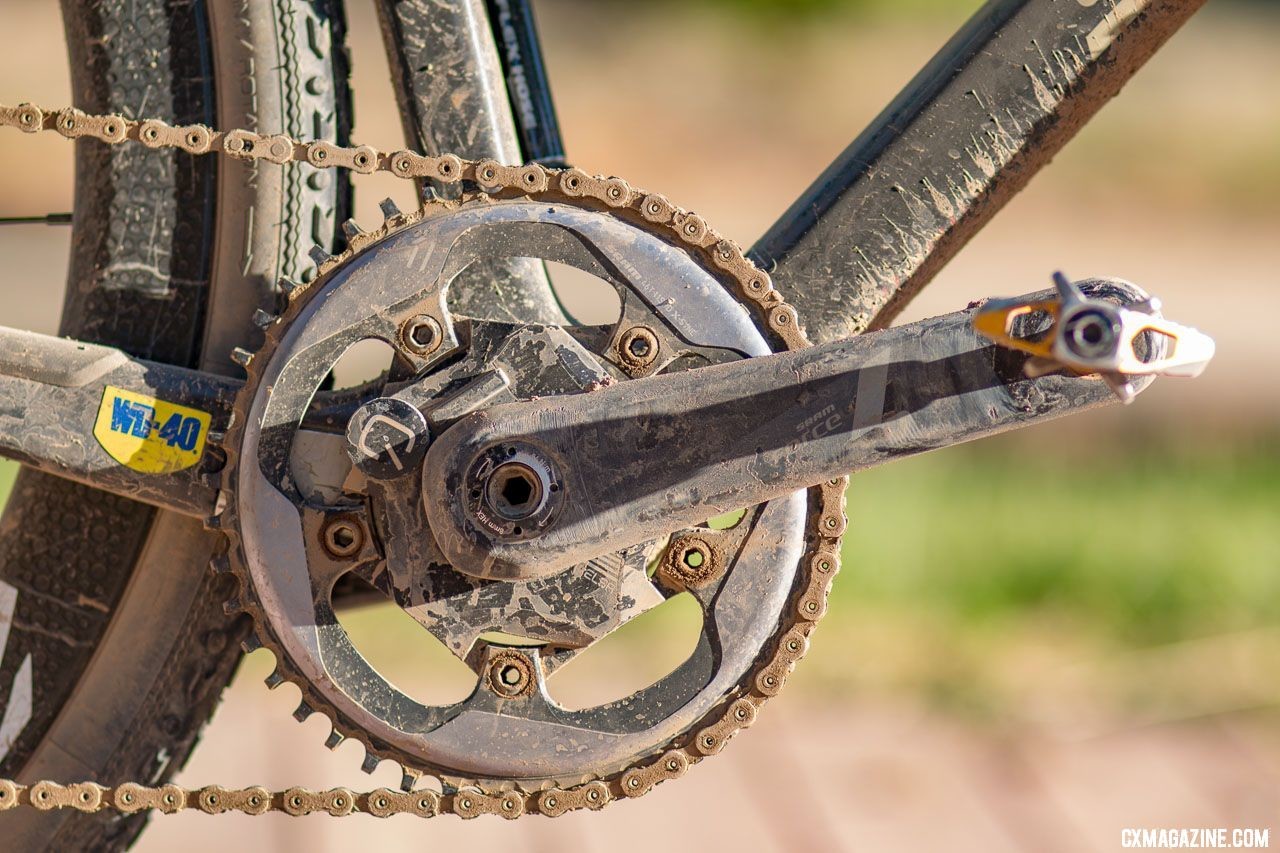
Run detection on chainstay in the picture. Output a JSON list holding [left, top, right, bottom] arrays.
[[0, 101, 849, 819]]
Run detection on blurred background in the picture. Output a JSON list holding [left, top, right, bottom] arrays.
[[1, 0, 1277, 849]]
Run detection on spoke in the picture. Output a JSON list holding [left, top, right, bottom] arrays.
[[750, 0, 1206, 344], [0, 213, 72, 226], [374, 0, 568, 324], [0, 326, 239, 516], [425, 284, 1153, 580]]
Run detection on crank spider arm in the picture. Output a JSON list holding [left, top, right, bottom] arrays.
[[425, 281, 1161, 581], [0, 326, 238, 517]]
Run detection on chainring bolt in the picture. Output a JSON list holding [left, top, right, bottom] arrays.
[[322, 518, 363, 559], [617, 326, 660, 370], [661, 538, 718, 589], [487, 652, 535, 698], [400, 314, 443, 355]]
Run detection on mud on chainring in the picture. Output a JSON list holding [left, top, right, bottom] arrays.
[[219, 176, 848, 816]]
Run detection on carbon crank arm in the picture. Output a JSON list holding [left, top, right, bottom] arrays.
[[424, 278, 1210, 580], [0, 278, 1210, 545]]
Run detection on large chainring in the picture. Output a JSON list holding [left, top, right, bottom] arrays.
[[221, 175, 848, 817], [0, 102, 847, 819]]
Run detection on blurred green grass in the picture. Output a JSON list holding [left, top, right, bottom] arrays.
[[835, 435, 1280, 647], [0, 462, 15, 505], [799, 434, 1280, 719]]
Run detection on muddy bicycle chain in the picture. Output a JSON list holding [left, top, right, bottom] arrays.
[[0, 101, 849, 819]]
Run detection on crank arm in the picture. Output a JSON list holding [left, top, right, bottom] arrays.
[[0, 327, 238, 517], [425, 281, 1161, 581]]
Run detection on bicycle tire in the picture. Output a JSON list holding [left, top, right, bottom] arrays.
[[0, 2, 351, 849]]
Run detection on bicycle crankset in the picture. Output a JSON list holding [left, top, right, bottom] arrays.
[[220, 186, 1216, 812], [0, 103, 1215, 820], [219, 187, 832, 814]]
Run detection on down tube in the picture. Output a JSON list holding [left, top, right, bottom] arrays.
[[750, 0, 1206, 345]]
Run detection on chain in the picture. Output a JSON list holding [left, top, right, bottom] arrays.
[[0, 101, 848, 820]]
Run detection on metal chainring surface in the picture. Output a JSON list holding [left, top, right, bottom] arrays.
[[219, 180, 848, 816]]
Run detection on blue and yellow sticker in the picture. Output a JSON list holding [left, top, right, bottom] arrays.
[[93, 386, 211, 474]]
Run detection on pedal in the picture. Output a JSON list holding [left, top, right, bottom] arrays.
[[972, 272, 1215, 403]]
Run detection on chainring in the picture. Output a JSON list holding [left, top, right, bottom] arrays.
[[218, 168, 849, 818]]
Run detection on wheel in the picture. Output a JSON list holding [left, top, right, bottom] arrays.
[[0, 2, 351, 848]]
